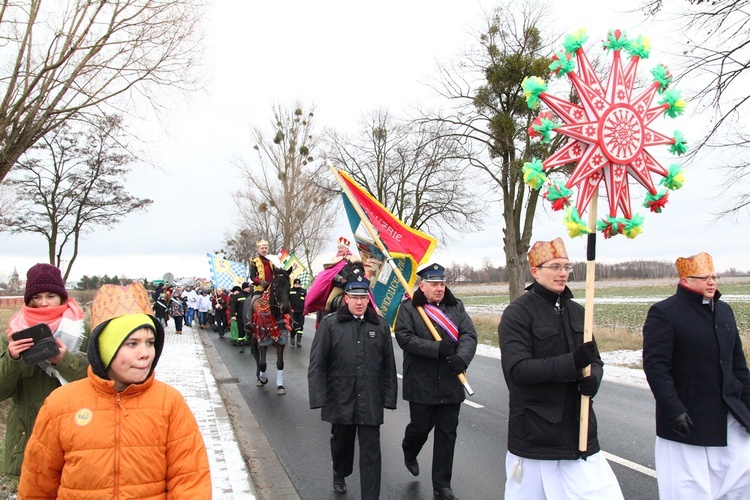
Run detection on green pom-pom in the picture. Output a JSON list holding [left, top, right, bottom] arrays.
[[563, 206, 590, 238], [522, 76, 548, 109], [622, 214, 644, 239], [626, 35, 651, 59], [603, 29, 629, 51], [546, 180, 574, 201], [651, 64, 672, 93], [532, 116, 560, 143], [523, 159, 547, 190], [659, 89, 686, 118], [562, 28, 589, 53], [550, 51, 575, 77], [643, 189, 669, 213], [660, 163, 685, 190], [669, 130, 688, 155]]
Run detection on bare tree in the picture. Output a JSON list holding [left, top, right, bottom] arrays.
[[0, 0, 206, 184], [234, 103, 337, 270], [645, 0, 750, 216], [0, 115, 152, 280], [324, 109, 483, 242], [428, 2, 563, 300]]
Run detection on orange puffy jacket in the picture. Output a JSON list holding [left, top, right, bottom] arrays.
[[18, 366, 211, 499]]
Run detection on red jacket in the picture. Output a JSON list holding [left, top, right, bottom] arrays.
[[18, 366, 211, 499]]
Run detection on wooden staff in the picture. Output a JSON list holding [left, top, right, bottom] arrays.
[[330, 163, 474, 396], [578, 189, 598, 457]]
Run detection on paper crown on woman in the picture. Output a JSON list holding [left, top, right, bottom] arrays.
[[675, 251, 714, 278], [528, 237, 568, 267], [337, 236, 350, 249]]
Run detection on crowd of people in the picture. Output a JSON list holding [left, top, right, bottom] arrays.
[[2, 234, 749, 500]]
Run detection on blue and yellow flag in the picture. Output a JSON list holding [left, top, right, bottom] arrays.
[[207, 253, 248, 290]]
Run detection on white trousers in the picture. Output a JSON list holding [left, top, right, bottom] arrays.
[[504, 450, 624, 499], [655, 414, 750, 500]]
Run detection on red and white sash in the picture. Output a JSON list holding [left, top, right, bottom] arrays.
[[422, 304, 460, 344]]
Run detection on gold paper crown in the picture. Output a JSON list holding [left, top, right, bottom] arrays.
[[90, 282, 154, 331], [337, 236, 350, 248], [256, 239, 269, 247], [675, 251, 714, 278], [528, 237, 569, 267]]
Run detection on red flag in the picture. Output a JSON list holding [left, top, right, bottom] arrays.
[[338, 170, 437, 264]]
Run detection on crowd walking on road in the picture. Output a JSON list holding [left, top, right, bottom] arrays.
[[3, 236, 750, 500]]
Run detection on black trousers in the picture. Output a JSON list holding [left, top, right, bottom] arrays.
[[330, 423, 381, 500], [291, 310, 305, 334], [402, 402, 461, 489]]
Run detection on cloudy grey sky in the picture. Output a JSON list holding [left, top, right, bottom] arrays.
[[0, 0, 745, 282]]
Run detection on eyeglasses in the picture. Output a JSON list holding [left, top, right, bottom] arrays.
[[536, 264, 574, 272], [346, 294, 369, 301], [687, 275, 719, 282]]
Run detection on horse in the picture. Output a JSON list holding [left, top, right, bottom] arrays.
[[249, 268, 292, 395]]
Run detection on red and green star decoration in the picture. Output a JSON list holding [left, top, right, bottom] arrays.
[[522, 28, 687, 238]]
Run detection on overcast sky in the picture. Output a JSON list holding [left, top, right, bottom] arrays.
[[1, 0, 746, 283]]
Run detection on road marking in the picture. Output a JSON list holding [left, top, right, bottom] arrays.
[[398, 374, 485, 409], [603, 451, 657, 478], [463, 400, 484, 409]]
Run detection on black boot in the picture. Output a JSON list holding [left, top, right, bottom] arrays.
[[296, 333, 302, 347]]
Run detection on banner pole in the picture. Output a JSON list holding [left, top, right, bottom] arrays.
[[329, 162, 474, 395], [578, 189, 598, 458]]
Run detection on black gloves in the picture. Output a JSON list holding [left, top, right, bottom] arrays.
[[447, 355, 467, 376], [572, 341, 598, 368], [438, 341, 456, 358], [668, 412, 694, 438], [577, 374, 600, 396]]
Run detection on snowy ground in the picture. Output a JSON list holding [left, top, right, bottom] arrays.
[[477, 344, 648, 388]]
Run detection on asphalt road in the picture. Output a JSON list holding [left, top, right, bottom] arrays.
[[208, 318, 659, 500]]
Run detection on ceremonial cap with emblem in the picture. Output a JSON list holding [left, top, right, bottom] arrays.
[[344, 268, 370, 295], [417, 263, 446, 282], [528, 237, 569, 267], [675, 251, 714, 278]]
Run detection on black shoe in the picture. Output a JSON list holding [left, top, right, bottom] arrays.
[[239, 345, 245, 353], [404, 454, 419, 476], [433, 487, 458, 500], [290, 337, 296, 346], [333, 472, 346, 494]]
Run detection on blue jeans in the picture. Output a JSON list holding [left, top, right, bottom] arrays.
[[197, 310, 208, 326], [186, 307, 195, 326]]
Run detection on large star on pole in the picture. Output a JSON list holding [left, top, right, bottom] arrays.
[[522, 29, 687, 238]]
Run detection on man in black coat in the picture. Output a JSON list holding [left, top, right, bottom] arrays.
[[395, 263, 477, 500], [643, 251, 750, 498], [498, 238, 623, 499], [308, 271, 397, 499]]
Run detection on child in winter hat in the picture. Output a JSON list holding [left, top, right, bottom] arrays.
[[24, 263, 68, 305]]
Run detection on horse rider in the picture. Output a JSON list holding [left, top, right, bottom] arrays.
[[244, 239, 280, 338], [323, 236, 361, 312]]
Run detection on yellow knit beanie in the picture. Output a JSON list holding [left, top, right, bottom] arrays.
[[98, 313, 155, 369]]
